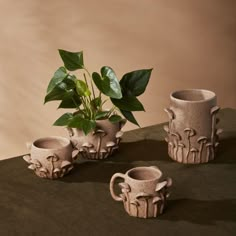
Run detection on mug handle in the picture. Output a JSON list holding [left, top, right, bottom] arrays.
[[109, 173, 126, 202]]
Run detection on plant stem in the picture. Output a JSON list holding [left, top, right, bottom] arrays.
[[83, 67, 96, 100], [83, 73, 92, 103]]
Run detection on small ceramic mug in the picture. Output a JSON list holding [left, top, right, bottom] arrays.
[[110, 166, 172, 218], [23, 136, 79, 179]]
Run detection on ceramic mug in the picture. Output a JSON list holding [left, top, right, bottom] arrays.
[[164, 89, 222, 164], [110, 166, 172, 218], [23, 136, 79, 179]]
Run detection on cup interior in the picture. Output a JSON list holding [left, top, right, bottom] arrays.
[[33, 136, 70, 150], [128, 167, 161, 181], [171, 89, 215, 102]]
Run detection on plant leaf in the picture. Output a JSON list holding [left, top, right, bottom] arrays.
[[120, 110, 139, 126], [120, 69, 152, 96], [68, 115, 96, 135], [76, 80, 91, 97], [44, 82, 74, 103], [47, 67, 67, 93], [95, 111, 109, 120], [58, 95, 82, 109], [109, 115, 123, 123], [58, 49, 84, 71], [91, 97, 102, 109], [111, 96, 145, 111], [53, 113, 73, 126], [92, 67, 122, 99]]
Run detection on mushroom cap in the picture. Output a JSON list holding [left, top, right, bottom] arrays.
[[136, 192, 152, 199], [164, 137, 169, 143], [184, 128, 195, 136], [215, 142, 220, 147], [216, 129, 223, 135], [155, 181, 168, 192], [197, 136, 208, 143], [178, 143, 185, 148], [130, 200, 140, 206], [152, 196, 162, 203], [89, 149, 97, 154], [206, 143, 213, 147], [118, 182, 131, 192], [23, 155, 31, 163], [28, 164, 36, 170], [61, 160, 72, 168], [46, 155, 59, 162], [82, 142, 93, 148], [164, 108, 175, 120], [93, 129, 106, 136], [211, 106, 220, 115], [100, 148, 107, 153], [171, 132, 181, 140], [116, 131, 124, 138], [39, 167, 48, 173], [163, 125, 169, 133], [119, 193, 127, 201], [30, 159, 42, 167], [190, 147, 198, 152], [106, 141, 116, 147], [53, 168, 60, 173]]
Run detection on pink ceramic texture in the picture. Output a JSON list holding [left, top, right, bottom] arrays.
[[23, 136, 78, 179], [164, 89, 222, 164], [110, 166, 172, 218], [67, 119, 126, 160]]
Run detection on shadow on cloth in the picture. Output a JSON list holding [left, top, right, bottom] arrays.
[[160, 198, 236, 224]]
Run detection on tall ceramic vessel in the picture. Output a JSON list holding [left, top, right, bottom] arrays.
[[164, 89, 222, 164]]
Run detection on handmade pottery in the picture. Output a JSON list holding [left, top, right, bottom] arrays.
[[23, 136, 79, 179], [67, 119, 126, 160], [109, 166, 172, 218], [164, 89, 222, 164]]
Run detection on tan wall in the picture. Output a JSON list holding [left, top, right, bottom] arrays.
[[0, 0, 235, 159]]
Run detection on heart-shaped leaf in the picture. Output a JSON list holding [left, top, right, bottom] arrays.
[[68, 115, 96, 135], [53, 113, 73, 126], [120, 110, 139, 126], [120, 69, 152, 96], [58, 49, 84, 71], [111, 96, 144, 111], [44, 82, 74, 103], [95, 111, 109, 120], [92, 67, 122, 99], [91, 97, 102, 109], [109, 115, 123, 123], [58, 95, 82, 109], [76, 80, 91, 97], [47, 67, 67, 93]]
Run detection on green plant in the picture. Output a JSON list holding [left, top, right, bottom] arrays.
[[44, 49, 152, 135]]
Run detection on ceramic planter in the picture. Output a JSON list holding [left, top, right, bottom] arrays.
[[67, 119, 126, 160], [164, 89, 222, 164], [23, 136, 79, 179], [110, 166, 172, 218]]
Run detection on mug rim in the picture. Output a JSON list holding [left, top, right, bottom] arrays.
[[170, 89, 216, 103], [32, 136, 71, 151], [126, 166, 162, 182]]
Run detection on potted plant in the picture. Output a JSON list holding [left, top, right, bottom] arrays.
[[44, 49, 152, 159]]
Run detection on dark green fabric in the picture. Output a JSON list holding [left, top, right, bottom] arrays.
[[0, 108, 236, 236]]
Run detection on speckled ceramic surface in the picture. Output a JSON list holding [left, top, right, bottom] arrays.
[[23, 136, 78, 179], [67, 119, 126, 160], [110, 166, 172, 218], [164, 89, 222, 164]]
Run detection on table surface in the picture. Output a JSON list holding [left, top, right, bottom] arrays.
[[0, 108, 236, 236]]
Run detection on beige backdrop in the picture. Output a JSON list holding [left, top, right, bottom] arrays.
[[0, 0, 235, 160]]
